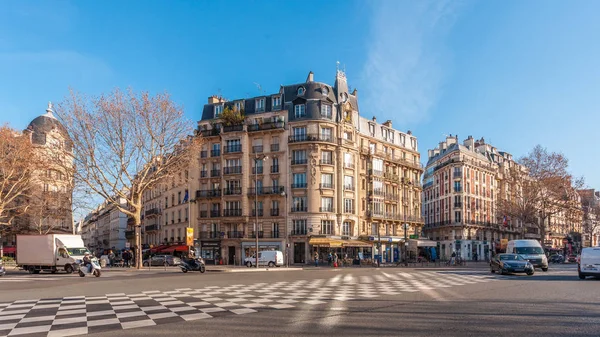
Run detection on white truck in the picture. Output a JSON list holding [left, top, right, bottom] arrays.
[[16, 234, 90, 274]]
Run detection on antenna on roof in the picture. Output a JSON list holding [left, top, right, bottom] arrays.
[[336, 61, 340, 72], [253, 82, 266, 95]]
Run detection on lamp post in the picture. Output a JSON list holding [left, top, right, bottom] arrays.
[[254, 155, 268, 268], [281, 190, 289, 267], [403, 223, 409, 265]]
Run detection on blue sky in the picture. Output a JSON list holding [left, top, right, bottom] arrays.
[[1, 0, 599, 188]]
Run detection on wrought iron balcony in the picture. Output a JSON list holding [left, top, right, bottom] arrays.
[[270, 143, 280, 152], [291, 158, 307, 165], [145, 224, 159, 232], [200, 211, 208, 218], [291, 183, 307, 189], [252, 166, 263, 174], [251, 209, 264, 217], [200, 151, 208, 158], [223, 209, 242, 217], [200, 231, 220, 239], [291, 229, 307, 236], [196, 190, 222, 198], [247, 121, 285, 132], [210, 210, 221, 217], [252, 145, 264, 153], [224, 166, 242, 175], [223, 187, 242, 195], [211, 149, 221, 157], [270, 165, 279, 173], [227, 231, 244, 239], [224, 145, 242, 153], [320, 183, 334, 189], [210, 169, 221, 177], [250, 231, 264, 238], [291, 206, 308, 212], [223, 124, 243, 133], [319, 206, 335, 213], [270, 209, 280, 216]]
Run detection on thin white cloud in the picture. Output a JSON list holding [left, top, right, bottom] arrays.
[[360, 1, 463, 125]]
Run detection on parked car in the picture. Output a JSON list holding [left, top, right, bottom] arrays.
[[244, 251, 284, 268], [567, 255, 578, 263], [578, 247, 600, 280], [490, 254, 535, 275], [143, 255, 181, 267]]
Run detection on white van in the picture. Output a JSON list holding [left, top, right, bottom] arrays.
[[578, 247, 600, 279], [505, 240, 548, 271], [245, 251, 284, 268]]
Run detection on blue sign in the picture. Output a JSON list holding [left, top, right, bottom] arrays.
[[369, 236, 375, 241]]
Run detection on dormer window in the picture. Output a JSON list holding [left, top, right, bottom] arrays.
[[294, 104, 306, 118], [321, 104, 332, 119], [234, 101, 242, 112], [214, 105, 223, 118], [256, 98, 265, 112], [272, 96, 281, 109], [297, 87, 305, 95], [322, 87, 329, 96]]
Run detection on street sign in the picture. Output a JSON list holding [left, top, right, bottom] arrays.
[[409, 234, 418, 239], [186, 227, 194, 246]]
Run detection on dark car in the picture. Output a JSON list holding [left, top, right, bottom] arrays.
[[142, 255, 181, 267], [490, 254, 535, 275]]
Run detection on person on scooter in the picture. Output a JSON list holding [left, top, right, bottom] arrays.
[[83, 252, 92, 273]]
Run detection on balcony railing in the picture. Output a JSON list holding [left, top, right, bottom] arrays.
[[252, 145, 264, 153], [270, 165, 279, 173], [250, 231, 264, 239], [454, 172, 462, 178], [200, 151, 208, 158], [125, 230, 135, 239], [344, 185, 355, 191], [145, 208, 161, 217], [252, 166, 263, 174], [344, 162, 355, 169], [196, 190, 222, 198], [385, 193, 398, 200], [211, 149, 221, 157], [210, 169, 221, 177], [210, 210, 221, 217], [200, 231, 220, 239], [454, 202, 463, 208], [223, 124, 243, 133], [224, 166, 242, 175], [223, 187, 242, 195], [247, 121, 285, 132], [343, 208, 355, 214], [227, 231, 244, 239], [291, 207, 308, 212], [270, 144, 280, 152], [251, 209, 264, 217], [270, 209, 280, 216], [320, 183, 334, 189], [145, 224, 159, 232], [248, 186, 285, 196], [454, 187, 462, 193], [292, 183, 307, 189], [291, 158, 307, 165], [224, 145, 242, 153], [223, 209, 242, 217], [200, 129, 220, 137], [319, 207, 335, 213], [288, 133, 337, 144], [320, 159, 333, 165], [291, 229, 307, 236], [200, 171, 207, 178], [200, 211, 208, 218]]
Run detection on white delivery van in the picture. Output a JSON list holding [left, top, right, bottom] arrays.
[[245, 250, 284, 268], [578, 247, 600, 279], [505, 239, 548, 271], [16, 234, 90, 274]]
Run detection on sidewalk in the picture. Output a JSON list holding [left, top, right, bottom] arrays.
[[101, 265, 304, 273]]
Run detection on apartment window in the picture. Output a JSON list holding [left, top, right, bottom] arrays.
[[344, 199, 354, 213], [178, 209, 182, 222], [455, 211, 462, 223], [321, 127, 333, 141], [321, 104, 332, 119], [369, 123, 375, 135], [226, 139, 240, 147], [214, 105, 223, 118], [321, 173, 333, 188], [369, 143, 376, 154], [272, 200, 279, 210], [256, 98, 265, 112], [321, 151, 333, 165], [344, 131, 352, 140], [293, 220, 307, 234], [372, 158, 383, 175], [292, 150, 307, 164], [234, 101, 242, 111], [297, 87, 305, 95], [344, 153, 354, 168], [342, 222, 351, 236], [272, 96, 281, 108], [344, 175, 354, 190], [293, 173, 307, 187], [321, 220, 333, 235], [226, 201, 241, 210], [293, 127, 306, 137], [294, 104, 306, 118], [371, 223, 378, 235], [321, 197, 334, 212], [292, 197, 307, 211]]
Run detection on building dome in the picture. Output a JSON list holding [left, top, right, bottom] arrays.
[[26, 102, 72, 149]]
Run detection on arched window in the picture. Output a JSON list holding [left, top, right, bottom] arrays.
[[297, 87, 305, 95]]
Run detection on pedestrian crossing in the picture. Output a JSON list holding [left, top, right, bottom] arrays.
[[0, 271, 502, 337], [0, 273, 139, 283]]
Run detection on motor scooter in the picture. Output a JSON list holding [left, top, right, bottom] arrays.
[[180, 257, 206, 273], [78, 258, 102, 277]]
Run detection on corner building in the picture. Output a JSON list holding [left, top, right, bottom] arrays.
[[422, 136, 522, 261], [195, 70, 424, 265]]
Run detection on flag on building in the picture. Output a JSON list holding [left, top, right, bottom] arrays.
[[183, 190, 189, 203], [503, 215, 508, 227]]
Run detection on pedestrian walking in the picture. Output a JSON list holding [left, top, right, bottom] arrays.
[[314, 252, 319, 267], [327, 252, 332, 267], [108, 250, 115, 267]]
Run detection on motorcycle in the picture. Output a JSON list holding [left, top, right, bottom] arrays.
[[77, 258, 101, 277], [180, 257, 206, 273], [549, 255, 564, 264]]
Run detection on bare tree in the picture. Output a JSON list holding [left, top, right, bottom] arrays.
[[502, 145, 584, 242], [57, 88, 200, 268], [0, 125, 38, 228]]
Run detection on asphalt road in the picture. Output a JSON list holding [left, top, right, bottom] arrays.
[[1, 263, 598, 337]]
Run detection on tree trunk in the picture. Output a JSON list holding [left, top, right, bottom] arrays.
[[135, 215, 142, 269]]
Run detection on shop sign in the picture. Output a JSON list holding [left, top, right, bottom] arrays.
[[409, 234, 418, 239], [186, 227, 194, 246]]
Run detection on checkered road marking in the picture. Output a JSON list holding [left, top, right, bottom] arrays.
[[0, 271, 498, 336]]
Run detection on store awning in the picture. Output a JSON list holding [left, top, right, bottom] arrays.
[[309, 238, 343, 248], [2, 247, 15, 254], [150, 245, 168, 253], [342, 240, 372, 248], [409, 239, 437, 248], [160, 245, 189, 254]]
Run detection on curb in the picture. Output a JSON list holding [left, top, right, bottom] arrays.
[[206, 267, 304, 273]]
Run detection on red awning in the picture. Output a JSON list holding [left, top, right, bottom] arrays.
[[2, 247, 15, 254], [160, 245, 188, 254], [150, 245, 168, 253]]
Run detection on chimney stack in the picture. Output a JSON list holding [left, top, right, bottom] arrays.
[[208, 95, 225, 104], [383, 120, 392, 127], [306, 71, 314, 82]]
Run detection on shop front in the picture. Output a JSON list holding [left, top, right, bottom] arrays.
[[407, 239, 438, 262], [241, 241, 283, 262], [200, 241, 221, 265], [310, 237, 373, 265], [361, 236, 404, 263]]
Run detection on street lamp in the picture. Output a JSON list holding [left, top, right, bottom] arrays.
[[281, 190, 289, 267], [403, 223, 410, 265], [254, 154, 268, 268]]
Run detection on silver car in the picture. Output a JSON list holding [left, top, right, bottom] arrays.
[[143, 255, 181, 267]]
